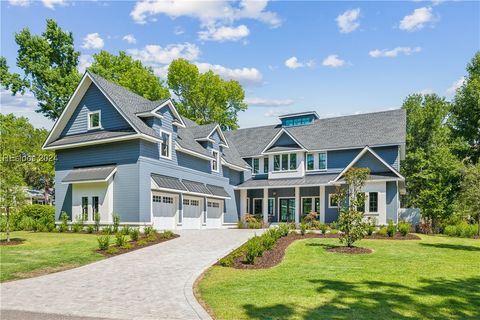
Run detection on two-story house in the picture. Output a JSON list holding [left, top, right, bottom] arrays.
[[43, 72, 406, 229]]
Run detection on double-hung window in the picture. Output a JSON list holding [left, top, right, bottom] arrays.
[[160, 131, 171, 159], [319, 152, 327, 170], [81, 197, 88, 221], [263, 157, 269, 173], [91, 196, 99, 221], [274, 155, 280, 171], [88, 111, 101, 130], [369, 192, 378, 212], [253, 158, 259, 174], [306, 153, 314, 171], [211, 150, 219, 172], [289, 153, 297, 170]]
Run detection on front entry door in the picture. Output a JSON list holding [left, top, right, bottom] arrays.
[[279, 198, 295, 222]]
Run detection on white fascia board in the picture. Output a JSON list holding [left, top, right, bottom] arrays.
[[151, 100, 186, 128], [174, 142, 214, 160], [208, 125, 230, 148], [43, 73, 92, 149], [195, 137, 216, 143], [332, 146, 404, 182], [136, 111, 164, 119], [260, 128, 307, 154], [221, 158, 249, 171], [278, 111, 319, 119]]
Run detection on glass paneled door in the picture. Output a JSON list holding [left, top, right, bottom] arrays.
[[279, 198, 295, 222]]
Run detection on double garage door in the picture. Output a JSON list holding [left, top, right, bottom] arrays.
[[152, 192, 223, 229]]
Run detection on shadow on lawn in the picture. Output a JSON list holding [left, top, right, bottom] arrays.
[[242, 277, 480, 320], [418, 243, 480, 252]]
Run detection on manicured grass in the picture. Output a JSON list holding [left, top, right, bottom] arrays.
[[198, 235, 480, 319], [0, 231, 106, 282]]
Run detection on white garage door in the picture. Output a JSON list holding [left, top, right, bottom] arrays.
[[182, 197, 203, 229], [206, 200, 223, 228], [152, 193, 178, 230]]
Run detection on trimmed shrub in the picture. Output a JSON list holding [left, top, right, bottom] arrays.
[[102, 225, 113, 235], [130, 228, 140, 241], [261, 231, 276, 250], [245, 236, 264, 264], [71, 220, 83, 233], [115, 232, 126, 247], [160, 230, 175, 239], [300, 223, 308, 236], [121, 243, 133, 250], [19, 216, 36, 231], [147, 233, 157, 242], [120, 225, 131, 236], [86, 225, 94, 234], [112, 214, 120, 233], [17, 205, 55, 232], [398, 221, 412, 236], [444, 225, 457, 237], [387, 219, 396, 237], [278, 223, 290, 237], [137, 239, 147, 246], [377, 226, 388, 237], [97, 235, 110, 250], [302, 212, 318, 227], [444, 222, 479, 238], [106, 247, 118, 255], [143, 225, 155, 237], [59, 211, 69, 232], [318, 223, 328, 234]]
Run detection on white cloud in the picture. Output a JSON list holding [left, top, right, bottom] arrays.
[[82, 33, 105, 49], [245, 97, 294, 107], [198, 25, 250, 42], [8, 0, 30, 7], [0, 88, 54, 129], [264, 108, 286, 117], [336, 8, 361, 33], [322, 54, 346, 68], [285, 56, 315, 69], [446, 77, 465, 95], [399, 7, 434, 31], [196, 63, 262, 85], [369, 46, 421, 58], [174, 26, 185, 35], [128, 42, 200, 65], [41, 0, 65, 9], [130, 0, 281, 27], [78, 55, 93, 74], [122, 34, 137, 44]]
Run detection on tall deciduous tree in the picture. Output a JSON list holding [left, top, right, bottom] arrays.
[[167, 58, 248, 130], [450, 52, 480, 164], [456, 164, 480, 236], [0, 19, 80, 120], [88, 51, 170, 101], [401, 94, 463, 229]]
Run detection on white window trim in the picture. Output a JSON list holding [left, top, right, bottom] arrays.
[[368, 192, 378, 213], [306, 153, 315, 171], [211, 149, 220, 172], [273, 153, 297, 172], [252, 158, 260, 175], [328, 194, 338, 208], [263, 157, 269, 174], [301, 196, 320, 215], [87, 110, 102, 130], [318, 151, 328, 171], [159, 129, 172, 160], [253, 198, 263, 215]]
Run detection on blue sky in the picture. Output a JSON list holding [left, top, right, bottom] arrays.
[[1, 0, 479, 130]]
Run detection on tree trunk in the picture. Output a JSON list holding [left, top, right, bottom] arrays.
[[44, 176, 49, 204], [6, 206, 10, 243]]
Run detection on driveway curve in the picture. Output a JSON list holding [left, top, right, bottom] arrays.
[[1, 229, 261, 320]]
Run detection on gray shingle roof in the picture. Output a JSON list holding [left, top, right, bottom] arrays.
[[151, 174, 187, 191], [48, 130, 136, 147], [62, 165, 116, 183], [222, 138, 250, 169], [176, 127, 214, 158], [88, 72, 161, 139], [236, 174, 339, 188], [188, 123, 217, 139], [226, 109, 406, 157]]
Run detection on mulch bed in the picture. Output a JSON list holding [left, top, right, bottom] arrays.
[[96, 233, 179, 257], [224, 232, 420, 270], [326, 246, 373, 254], [0, 238, 25, 246]]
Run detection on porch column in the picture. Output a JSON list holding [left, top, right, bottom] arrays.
[[320, 186, 325, 223], [239, 189, 247, 220], [178, 193, 183, 225], [203, 196, 207, 226], [263, 188, 269, 225], [294, 186, 300, 224]]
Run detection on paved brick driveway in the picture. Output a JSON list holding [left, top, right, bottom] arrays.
[[0, 229, 261, 320]]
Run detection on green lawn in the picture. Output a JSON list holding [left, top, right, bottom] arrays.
[[0, 231, 106, 282], [198, 235, 480, 320]]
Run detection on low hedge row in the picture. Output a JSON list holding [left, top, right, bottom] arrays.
[[0, 205, 55, 232], [443, 222, 479, 238]]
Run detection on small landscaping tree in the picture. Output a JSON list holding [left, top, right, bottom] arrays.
[[334, 168, 370, 247]]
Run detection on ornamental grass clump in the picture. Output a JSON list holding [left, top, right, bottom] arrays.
[[129, 228, 140, 241], [112, 214, 120, 233], [115, 232, 126, 247], [160, 230, 175, 239], [120, 225, 131, 236], [97, 235, 110, 250]]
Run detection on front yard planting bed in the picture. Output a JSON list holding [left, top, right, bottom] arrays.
[[198, 235, 480, 320]]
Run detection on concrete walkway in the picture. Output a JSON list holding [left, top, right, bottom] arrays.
[[1, 229, 262, 320]]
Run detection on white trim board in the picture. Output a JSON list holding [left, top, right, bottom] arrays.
[[332, 146, 404, 182], [260, 128, 307, 154]]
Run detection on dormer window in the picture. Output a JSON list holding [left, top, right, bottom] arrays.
[[88, 111, 101, 130], [160, 130, 171, 159], [211, 150, 219, 172], [278, 111, 319, 127]]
